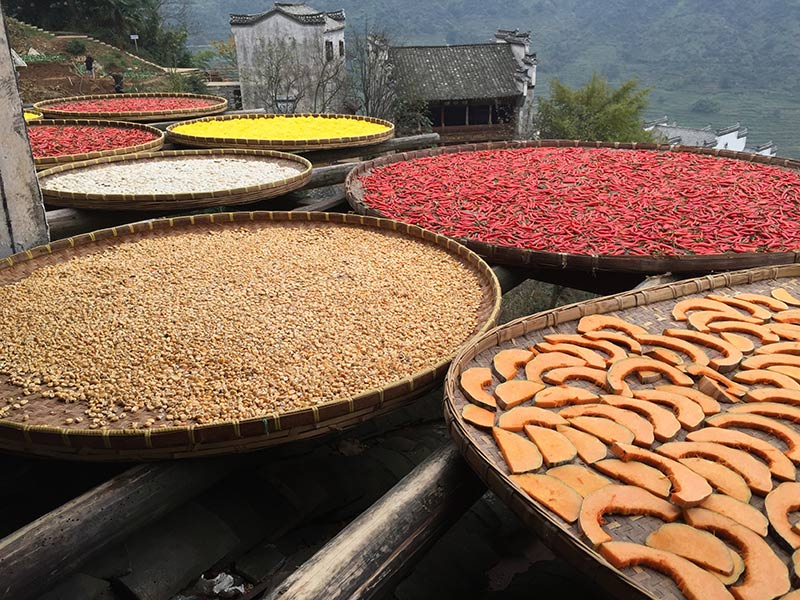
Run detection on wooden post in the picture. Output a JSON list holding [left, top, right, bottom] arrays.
[[0, 6, 48, 257]]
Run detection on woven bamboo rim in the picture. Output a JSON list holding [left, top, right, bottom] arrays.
[[0, 211, 501, 461], [30, 119, 165, 169], [23, 108, 43, 122], [166, 113, 395, 152], [444, 263, 800, 600], [346, 139, 800, 274], [33, 92, 228, 122], [37, 149, 313, 211]]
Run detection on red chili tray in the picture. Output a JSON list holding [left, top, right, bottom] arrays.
[[346, 140, 800, 274]]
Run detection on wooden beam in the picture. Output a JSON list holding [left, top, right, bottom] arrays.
[[0, 5, 48, 257]]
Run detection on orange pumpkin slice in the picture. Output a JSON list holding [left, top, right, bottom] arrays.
[[708, 320, 780, 343], [579, 485, 681, 547], [543, 333, 629, 365], [632, 389, 706, 430], [497, 406, 568, 432], [492, 427, 543, 474], [461, 404, 495, 429], [768, 365, 800, 383], [546, 464, 610, 497], [576, 314, 648, 337], [492, 348, 535, 382], [509, 473, 582, 522], [765, 482, 800, 550], [734, 369, 800, 390], [774, 309, 800, 324], [542, 366, 609, 390], [679, 457, 752, 503], [698, 376, 743, 404], [559, 404, 654, 447], [755, 341, 800, 356], [719, 332, 756, 355], [688, 310, 762, 332], [533, 385, 599, 408], [523, 424, 577, 467], [672, 298, 744, 321], [593, 458, 671, 498], [684, 364, 748, 396], [646, 522, 736, 575], [656, 441, 773, 496], [600, 395, 681, 441], [556, 425, 607, 464], [736, 292, 788, 312], [635, 334, 710, 366], [686, 428, 796, 481], [610, 442, 713, 507], [729, 401, 800, 423], [534, 342, 606, 369], [663, 329, 743, 372], [567, 415, 635, 445], [772, 288, 800, 306], [700, 493, 769, 536], [494, 379, 545, 410], [582, 330, 642, 354], [769, 323, 800, 341], [684, 507, 790, 600], [644, 347, 685, 367], [598, 541, 735, 600], [460, 367, 496, 410], [712, 549, 745, 586], [793, 550, 800, 587], [525, 351, 586, 384], [655, 384, 721, 415], [707, 294, 773, 321], [608, 357, 694, 396], [744, 387, 800, 406], [706, 413, 800, 462]]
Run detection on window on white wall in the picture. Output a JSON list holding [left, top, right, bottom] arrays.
[[325, 40, 333, 61], [339, 40, 345, 57]]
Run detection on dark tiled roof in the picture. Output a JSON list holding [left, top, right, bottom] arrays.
[[389, 44, 522, 101], [231, 3, 344, 26]]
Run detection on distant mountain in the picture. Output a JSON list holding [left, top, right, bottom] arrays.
[[186, 0, 800, 156]]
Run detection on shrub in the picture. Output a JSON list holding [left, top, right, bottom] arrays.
[[65, 39, 86, 56]]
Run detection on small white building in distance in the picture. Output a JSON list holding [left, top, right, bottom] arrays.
[[645, 117, 777, 156], [231, 3, 347, 113]]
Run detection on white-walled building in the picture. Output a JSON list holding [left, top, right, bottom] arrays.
[[646, 117, 777, 156]]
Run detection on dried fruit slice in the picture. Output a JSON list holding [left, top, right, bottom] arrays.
[[793, 550, 800, 586], [684, 507, 790, 600], [579, 484, 681, 547], [546, 464, 610, 497], [729, 402, 800, 423], [686, 428, 796, 481], [509, 473, 582, 522], [706, 413, 800, 462], [635, 334, 710, 366], [698, 376, 743, 404], [688, 310, 762, 332], [460, 367, 496, 410], [497, 406, 568, 432], [534, 342, 606, 369], [756, 342, 800, 356], [492, 348, 535, 382], [525, 352, 586, 384], [655, 384, 721, 415], [734, 369, 800, 390], [774, 309, 800, 324], [543, 333, 629, 365], [744, 387, 800, 406], [597, 541, 734, 600], [663, 328, 743, 372], [736, 292, 788, 312], [607, 357, 694, 395], [593, 458, 671, 498], [742, 353, 800, 370], [656, 441, 773, 496], [679, 457, 751, 503], [582, 330, 642, 354], [720, 332, 756, 355], [684, 363, 748, 396], [644, 347, 685, 367], [600, 395, 681, 441], [707, 294, 773, 321], [768, 365, 800, 382], [533, 385, 598, 408], [523, 424, 577, 467], [542, 366, 609, 390], [556, 425, 607, 464], [610, 442, 713, 507], [764, 482, 800, 550], [567, 415, 635, 445], [576, 314, 648, 337], [494, 380, 545, 410], [708, 320, 780, 343], [771, 288, 800, 307], [492, 427, 543, 474], [712, 549, 745, 586], [700, 493, 769, 536], [559, 404, 655, 447], [461, 404, 495, 429], [645, 522, 736, 575], [770, 323, 800, 341], [632, 389, 706, 430], [672, 298, 744, 321]]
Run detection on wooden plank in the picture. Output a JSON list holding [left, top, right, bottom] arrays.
[[0, 6, 48, 257]]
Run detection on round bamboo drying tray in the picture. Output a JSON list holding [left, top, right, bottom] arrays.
[[346, 139, 800, 274], [33, 92, 228, 122], [0, 211, 500, 461], [166, 113, 395, 152], [29, 119, 164, 169], [37, 149, 313, 211], [445, 264, 800, 600]]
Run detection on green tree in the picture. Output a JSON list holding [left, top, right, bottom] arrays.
[[536, 74, 652, 142]]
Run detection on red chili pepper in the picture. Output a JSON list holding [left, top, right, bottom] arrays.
[[47, 97, 217, 113], [28, 125, 158, 158]]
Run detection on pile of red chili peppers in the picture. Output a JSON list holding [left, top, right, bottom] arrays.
[[47, 97, 218, 113], [28, 125, 159, 158], [358, 147, 800, 256]]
